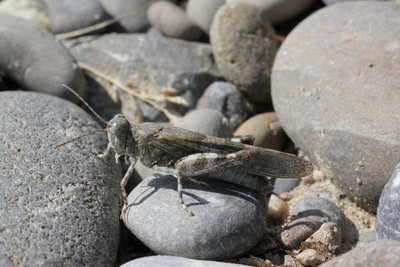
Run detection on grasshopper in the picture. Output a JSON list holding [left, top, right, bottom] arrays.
[[60, 85, 313, 217]]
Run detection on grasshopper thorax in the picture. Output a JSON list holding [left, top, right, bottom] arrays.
[[107, 114, 136, 158]]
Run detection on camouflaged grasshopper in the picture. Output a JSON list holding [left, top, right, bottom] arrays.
[[61, 85, 313, 217]]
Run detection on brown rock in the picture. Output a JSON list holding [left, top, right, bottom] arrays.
[[277, 218, 319, 249], [301, 222, 342, 254], [296, 249, 324, 267], [234, 112, 286, 150]]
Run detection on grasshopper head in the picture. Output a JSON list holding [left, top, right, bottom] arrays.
[[106, 114, 135, 158]]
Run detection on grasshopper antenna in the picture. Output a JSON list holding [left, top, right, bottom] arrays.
[[62, 84, 108, 126], [55, 129, 106, 148]]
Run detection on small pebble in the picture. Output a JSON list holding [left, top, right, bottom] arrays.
[[234, 112, 286, 150], [186, 0, 225, 33], [296, 249, 323, 267], [292, 196, 346, 232], [273, 178, 300, 195], [147, 1, 202, 41], [175, 109, 233, 138], [197, 82, 247, 129], [277, 218, 319, 249], [312, 170, 325, 182], [268, 194, 289, 223], [301, 222, 342, 254], [375, 163, 400, 240]]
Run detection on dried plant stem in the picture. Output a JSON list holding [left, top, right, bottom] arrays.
[[77, 61, 181, 123], [55, 3, 150, 40]]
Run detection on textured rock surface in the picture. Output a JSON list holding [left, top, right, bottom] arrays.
[[292, 196, 346, 232], [67, 31, 219, 121], [186, 0, 225, 33], [271, 2, 400, 211], [0, 14, 85, 102], [197, 82, 247, 129], [122, 255, 248, 267], [0, 91, 121, 266], [0, 0, 49, 28], [320, 240, 400, 267], [376, 163, 400, 240], [210, 2, 277, 103], [226, 0, 316, 24], [147, 1, 202, 41], [46, 0, 107, 33], [123, 175, 267, 259]]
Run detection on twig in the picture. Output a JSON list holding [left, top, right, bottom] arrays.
[[55, 3, 150, 40], [77, 61, 181, 123]]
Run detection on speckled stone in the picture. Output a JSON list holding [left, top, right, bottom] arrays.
[[123, 175, 268, 259], [0, 14, 86, 103], [320, 240, 400, 267], [210, 2, 277, 103], [46, 0, 108, 34], [0, 91, 121, 266], [271, 2, 400, 211], [122, 255, 248, 267], [292, 197, 346, 232], [197, 82, 247, 129], [147, 1, 202, 41], [376, 163, 400, 240]]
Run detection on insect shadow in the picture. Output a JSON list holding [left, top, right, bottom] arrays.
[[126, 173, 265, 210]]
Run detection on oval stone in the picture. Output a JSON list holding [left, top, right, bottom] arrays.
[[123, 175, 268, 260], [210, 2, 277, 103], [0, 91, 121, 266], [271, 2, 400, 211], [0, 14, 86, 103], [376, 163, 400, 240]]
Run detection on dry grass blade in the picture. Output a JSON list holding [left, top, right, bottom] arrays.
[[77, 61, 181, 123], [55, 2, 151, 40]]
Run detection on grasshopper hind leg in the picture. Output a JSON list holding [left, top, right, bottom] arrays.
[[154, 166, 194, 216]]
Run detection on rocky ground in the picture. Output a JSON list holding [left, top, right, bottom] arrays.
[[0, 0, 399, 266]]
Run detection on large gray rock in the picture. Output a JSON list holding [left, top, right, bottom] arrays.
[[123, 175, 268, 260], [271, 2, 400, 211], [210, 2, 277, 104], [0, 14, 86, 103], [67, 31, 219, 121], [320, 240, 400, 267], [0, 91, 121, 266], [376, 163, 400, 240]]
